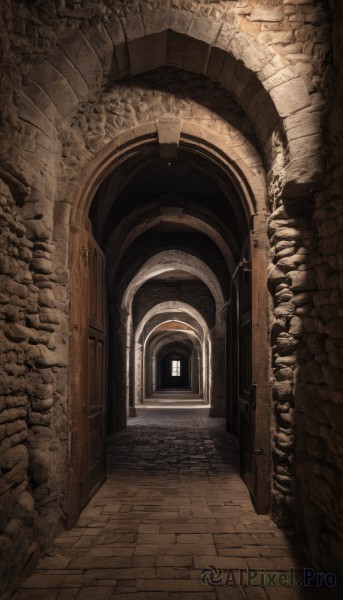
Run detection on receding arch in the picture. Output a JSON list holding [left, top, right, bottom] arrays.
[[121, 250, 225, 318], [141, 319, 200, 346], [135, 302, 210, 345], [134, 304, 210, 405], [147, 331, 202, 397], [106, 207, 237, 279]]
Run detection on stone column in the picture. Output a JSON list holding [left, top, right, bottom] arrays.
[[134, 342, 143, 405], [208, 331, 226, 416], [191, 347, 200, 394], [127, 315, 137, 418]]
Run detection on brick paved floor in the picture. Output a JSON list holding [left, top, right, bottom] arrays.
[[14, 397, 336, 599]]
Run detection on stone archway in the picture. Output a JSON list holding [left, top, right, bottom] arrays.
[[135, 305, 209, 406], [148, 331, 202, 397], [67, 121, 271, 522], [117, 248, 225, 412]]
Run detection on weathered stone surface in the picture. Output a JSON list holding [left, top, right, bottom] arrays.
[[287, 270, 316, 291], [275, 301, 294, 317], [60, 30, 103, 91], [268, 264, 285, 287], [289, 316, 303, 338], [250, 6, 284, 23], [27, 62, 79, 120], [270, 77, 311, 118], [273, 380, 293, 403]]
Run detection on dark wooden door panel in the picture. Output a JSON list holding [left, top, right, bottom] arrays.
[[69, 225, 107, 524], [87, 332, 106, 497], [85, 235, 107, 502], [89, 245, 105, 332]]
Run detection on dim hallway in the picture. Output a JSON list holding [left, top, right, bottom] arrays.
[[14, 402, 334, 600], [2, 2, 343, 595]]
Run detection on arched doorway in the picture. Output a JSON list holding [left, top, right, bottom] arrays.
[[68, 132, 270, 526], [137, 310, 207, 404]]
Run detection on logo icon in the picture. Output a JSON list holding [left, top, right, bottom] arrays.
[[201, 564, 223, 587]]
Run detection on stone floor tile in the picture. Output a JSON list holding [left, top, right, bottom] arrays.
[[76, 588, 116, 600], [135, 543, 217, 555], [243, 588, 269, 600], [169, 594, 216, 600], [38, 555, 72, 570], [177, 533, 214, 544], [57, 591, 81, 600], [136, 533, 176, 544], [20, 574, 67, 589], [137, 524, 160, 533], [108, 594, 169, 600], [156, 555, 193, 567], [136, 577, 204, 591], [161, 523, 211, 533], [13, 591, 60, 600], [86, 546, 135, 557], [214, 588, 246, 599], [132, 556, 156, 567]]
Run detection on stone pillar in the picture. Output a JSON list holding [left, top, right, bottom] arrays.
[[119, 308, 131, 420], [151, 355, 156, 395], [209, 310, 227, 416], [134, 342, 143, 405], [108, 306, 128, 431], [191, 347, 200, 394], [127, 319, 137, 417]]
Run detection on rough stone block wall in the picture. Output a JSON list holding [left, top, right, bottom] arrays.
[[293, 1, 343, 577], [0, 176, 68, 593], [0, 180, 39, 594], [234, 0, 332, 545]]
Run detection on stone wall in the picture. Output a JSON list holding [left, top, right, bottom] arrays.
[[293, 0, 343, 577], [0, 176, 68, 595], [0, 180, 38, 594]]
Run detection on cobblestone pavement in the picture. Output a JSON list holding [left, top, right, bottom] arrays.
[[14, 398, 336, 599]]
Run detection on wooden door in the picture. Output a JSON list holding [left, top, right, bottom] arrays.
[[81, 231, 107, 506], [69, 223, 107, 525], [236, 252, 255, 497]]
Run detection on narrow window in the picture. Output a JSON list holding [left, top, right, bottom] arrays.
[[171, 360, 180, 377]]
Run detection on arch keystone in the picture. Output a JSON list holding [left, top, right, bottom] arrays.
[[158, 118, 181, 158]]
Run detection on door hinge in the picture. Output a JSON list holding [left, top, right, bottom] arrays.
[[81, 247, 89, 267], [243, 258, 252, 272]]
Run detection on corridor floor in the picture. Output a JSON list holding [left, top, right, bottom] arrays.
[[14, 400, 335, 599]]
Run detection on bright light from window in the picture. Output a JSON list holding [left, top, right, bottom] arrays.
[[171, 360, 180, 376]]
